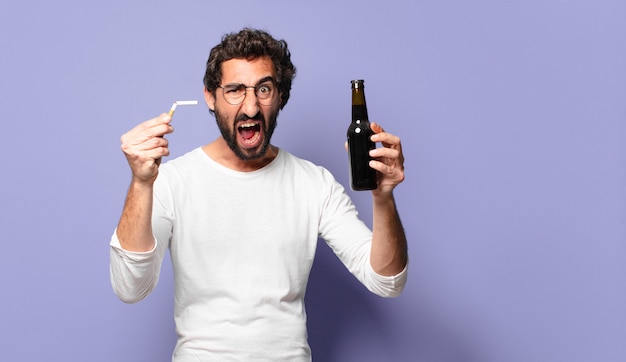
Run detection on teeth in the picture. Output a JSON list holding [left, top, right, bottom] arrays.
[[239, 122, 256, 128]]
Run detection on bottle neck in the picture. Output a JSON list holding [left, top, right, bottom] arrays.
[[352, 104, 369, 123], [351, 80, 368, 123]]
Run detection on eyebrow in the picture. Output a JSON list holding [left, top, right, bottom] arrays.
[[224, 76, 275, 88], [256, 76, 275, 85]]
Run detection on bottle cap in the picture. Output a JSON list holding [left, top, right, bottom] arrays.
[[351, 79, 365, 88]]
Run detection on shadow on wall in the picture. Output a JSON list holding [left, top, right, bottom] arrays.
[[306, 238, 397, 361], [305, 239, 483, 362]]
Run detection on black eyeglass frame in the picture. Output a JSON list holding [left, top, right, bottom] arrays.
[[216, 77, 277, 106]]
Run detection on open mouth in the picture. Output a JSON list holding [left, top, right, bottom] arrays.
[[238, 121, 262, 146]]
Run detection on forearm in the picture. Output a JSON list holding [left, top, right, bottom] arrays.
[[370, 192, 408, 276], [116, 179, 156, 252]]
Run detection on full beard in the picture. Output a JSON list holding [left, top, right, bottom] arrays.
[[215, 108, 278, 161]]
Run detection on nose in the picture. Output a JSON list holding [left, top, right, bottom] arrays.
[[241, 87, 260, 117]]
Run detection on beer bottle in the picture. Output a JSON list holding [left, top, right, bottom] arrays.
[[348, 79, 377, 191]]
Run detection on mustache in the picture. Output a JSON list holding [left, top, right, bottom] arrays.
[[236, 112, 263, 122]]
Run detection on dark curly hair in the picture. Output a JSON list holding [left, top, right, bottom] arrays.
[[203, 28, 296, 110]]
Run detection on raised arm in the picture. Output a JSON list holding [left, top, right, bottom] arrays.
[[368, 122, 408, 276], [116, 113, 173, 252]]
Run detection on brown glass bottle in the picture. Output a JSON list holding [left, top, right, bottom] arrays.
[[348, 79, 377, 191]]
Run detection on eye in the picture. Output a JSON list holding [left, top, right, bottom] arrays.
[[257, 84, 273, 95], [225, 85, 245, 95]]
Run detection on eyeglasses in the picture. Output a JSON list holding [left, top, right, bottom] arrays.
[[217, 80, 276, 106]]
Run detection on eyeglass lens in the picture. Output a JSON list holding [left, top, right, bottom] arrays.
[[222, 82, 274, 105]]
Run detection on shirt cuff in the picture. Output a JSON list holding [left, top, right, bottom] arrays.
[[110, 229, 158, 261], [366, 260, 408, 297]]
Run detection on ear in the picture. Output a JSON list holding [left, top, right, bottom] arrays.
[[204, 87, 216, 111]]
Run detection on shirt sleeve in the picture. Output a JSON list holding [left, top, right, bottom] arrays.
[[109, 232, 163, 303], [109, 171, 174, 303], [362, 259, 408, 298], [317, 168, 408, 298]]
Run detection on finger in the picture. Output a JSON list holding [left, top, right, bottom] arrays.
[[135, 122, 174, 142], [370, 146, 401, 161], [140, 135, 170, 152], [144, 113, 172, 128], [144, 145, 170, 160], [122, 116, 174, 146], [128, 114, 171, 135], [369, 159, 405, 182], [124, 142, 170, 172], [121, 127, 171, 161], [123, 136, 170, 158], [371, 130, 401, 146], [370, 122, 384, 134]]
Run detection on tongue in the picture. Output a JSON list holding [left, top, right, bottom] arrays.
[[240, 128, 256, 140]]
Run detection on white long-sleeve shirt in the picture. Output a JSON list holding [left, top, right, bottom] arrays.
[[110, 147, 407, 361]]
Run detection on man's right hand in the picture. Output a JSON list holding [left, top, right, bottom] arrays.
[[120, 113, 174, 184]]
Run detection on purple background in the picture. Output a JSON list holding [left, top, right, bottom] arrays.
[[1, 1, 625, 361]]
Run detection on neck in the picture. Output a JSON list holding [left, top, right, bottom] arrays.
[[202, 137, 278, 172]]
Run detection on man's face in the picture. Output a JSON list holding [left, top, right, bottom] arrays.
[[205, 56, 280, 161]]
